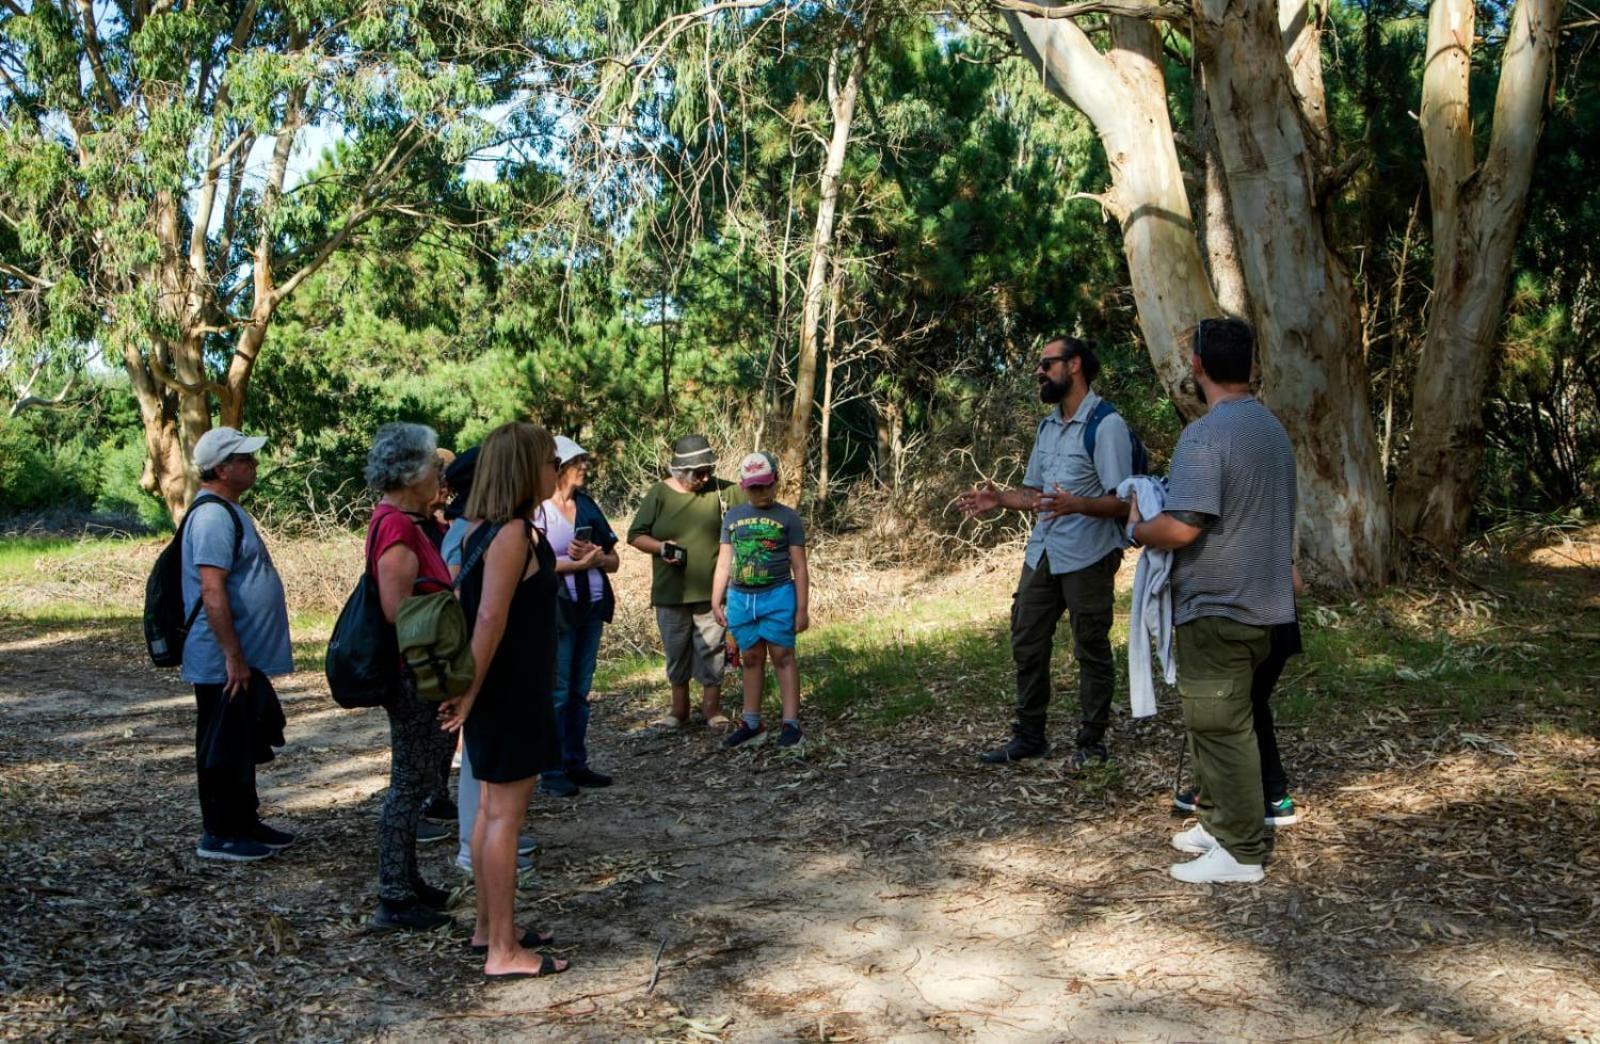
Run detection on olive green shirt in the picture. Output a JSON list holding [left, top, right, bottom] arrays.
[[628, 478, 747, 605]]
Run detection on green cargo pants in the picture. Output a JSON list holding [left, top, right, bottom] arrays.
[[1176, 615, 1273, 864]]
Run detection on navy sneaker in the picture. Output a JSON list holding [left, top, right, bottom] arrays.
[[777, 723, 804, 748], [412, 878, 452, 911], [1068, 745, 1109, 771], [422, 796, 458, 823], [567, 767, 613, 788], [370, 898, 452, 932], [1172, 788, 1199, 815], [247, 822, 296, 850], [539, 774, 580, 798], [722, 722, 766, 749], [1266, 795, 1299, 826], [979, 730, 1050, 764], [416, 819, 451, 844], [196, 834, 273, 862]]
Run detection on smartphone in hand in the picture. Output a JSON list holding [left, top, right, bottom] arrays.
[[575, 524, 593, 543]]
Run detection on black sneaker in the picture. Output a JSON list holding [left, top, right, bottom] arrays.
[[1266, 795, 1299, 826], [370, 898, 452, 932], [567, 767, 613, 788], [1172, 788, 1199, 815], [412, 878, 453, 911], [422, 796, 458, 823], [777, 723, 804, 748], [246, 822, 296, 849], [196, 834, 274, 862], [416, 819, 451, 845], [1068, 745, 1109, 771], [979, 732, 1049, 764], [539, 774, 580, 798], [722, 722, 766, 749]]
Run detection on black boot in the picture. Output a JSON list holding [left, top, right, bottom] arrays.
[[979, 725, 1050, 764]]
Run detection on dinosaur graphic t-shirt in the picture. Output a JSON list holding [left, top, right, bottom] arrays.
[[720, 502, 806, 593]]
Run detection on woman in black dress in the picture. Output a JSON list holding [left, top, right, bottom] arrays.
[[438, 422, 568, 979]]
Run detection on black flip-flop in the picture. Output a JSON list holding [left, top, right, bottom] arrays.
[[469, 928, 556, 955], [484, 952, 567, 979]]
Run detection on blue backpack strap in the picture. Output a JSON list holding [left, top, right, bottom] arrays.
[[1082, 400, 1118, 464]]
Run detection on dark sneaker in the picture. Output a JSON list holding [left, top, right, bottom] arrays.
[[196, 834, 274, 862], [370, 898, 453, 932], [722, 722, 766, 749], [777, 723, 804, 748], [518, 834, 539, 856], [422, 796, 458, 823], [412, 878, 453, 911], [246, 822, 296, 849], [1266, 796, 1299, 826], [1068, 745, 1109, 771], [539, 774, 580, 798], [567, 767, 613, 788], [1172, 788, 1199, 815], [416, 819, 451, 845], [979, 733, 1049, 764]]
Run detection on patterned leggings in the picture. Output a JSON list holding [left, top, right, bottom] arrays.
[[378, 674, 453, 903]]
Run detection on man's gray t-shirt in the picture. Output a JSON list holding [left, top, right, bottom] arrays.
[[720, 502, 806, 593], [1164, 396, 1297, 628], [180, 496, 294, 684], [1022, 390, 1135, 575]]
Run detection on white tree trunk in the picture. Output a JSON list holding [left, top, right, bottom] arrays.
[[1007, 12, 1212, 420], [786, 23, 872, 496], [1195, 0, 1391, 583], [1394, 0, 1566, 553]]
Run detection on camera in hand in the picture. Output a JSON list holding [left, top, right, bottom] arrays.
[[662, 542, 687, 564]]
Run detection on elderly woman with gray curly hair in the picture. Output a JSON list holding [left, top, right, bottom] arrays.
[[362, 422, 458, 932]]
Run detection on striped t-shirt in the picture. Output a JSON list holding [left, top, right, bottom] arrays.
[[1164, 396, 1297, 627]]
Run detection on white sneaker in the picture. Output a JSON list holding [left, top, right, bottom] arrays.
[[1171, 822, 1219, 854], [1170, 844, 1265, 884]]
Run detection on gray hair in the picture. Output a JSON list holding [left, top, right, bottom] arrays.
[[365, 422, 439, 493]]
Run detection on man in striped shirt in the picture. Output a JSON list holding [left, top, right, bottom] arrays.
[[1128, 317, 1298, 884]]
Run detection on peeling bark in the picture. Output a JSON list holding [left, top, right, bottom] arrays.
[[1394, 0, 1565, 553]]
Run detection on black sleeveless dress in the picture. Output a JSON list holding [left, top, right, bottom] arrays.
[[459, 519, 562, 783]]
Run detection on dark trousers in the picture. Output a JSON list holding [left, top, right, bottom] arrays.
[[194, 684, 261, 837], [1010, 549, 1122, 747], [378, 674, 453, 902], [1251, 644, 1291, 801], [544, 614, 605, 780]]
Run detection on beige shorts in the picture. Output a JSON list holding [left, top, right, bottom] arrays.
[[655, 602, 727, 686]]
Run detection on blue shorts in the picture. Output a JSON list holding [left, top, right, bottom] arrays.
[[726, 582, 797, 651]]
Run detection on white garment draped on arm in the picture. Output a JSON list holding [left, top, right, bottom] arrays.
[[1117, 476, 1174, 718]]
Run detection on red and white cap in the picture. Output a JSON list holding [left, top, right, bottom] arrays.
[[738, 452, 778, 489]]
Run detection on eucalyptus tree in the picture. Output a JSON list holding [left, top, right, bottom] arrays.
[[0, 0, 534, 518]]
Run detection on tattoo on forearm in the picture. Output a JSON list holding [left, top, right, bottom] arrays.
[[1167, 510, 1212, 528]]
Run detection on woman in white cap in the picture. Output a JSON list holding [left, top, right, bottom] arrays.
[[535, 436, 621, 796]]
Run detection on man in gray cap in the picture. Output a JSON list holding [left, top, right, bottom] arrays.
[[183, 426, 295, 862], [628, 434, 746, 730]]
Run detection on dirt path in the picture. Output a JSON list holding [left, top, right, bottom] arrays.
[[3, 598, 1599, 1040]]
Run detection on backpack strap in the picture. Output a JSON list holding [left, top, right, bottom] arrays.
[[1082, 400, 1118, 465], [453, 521, 506, 591], [182, 493, 247, 630]]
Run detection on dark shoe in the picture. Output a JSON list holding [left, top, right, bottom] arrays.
[[722, 722, 766, 749], [370, 898, 452, 932], [246, 821, 296, 849], [1172, 787, 1199, 814], [416, 819, 451, 845], [518, 834, 539, 856], [979, 732, 1049, 764], [539, 774, 581, 798], [422, 796, 458, 823], [567, 766, 613, 788], [777, 723, 804, 748], [485, 953, 568, 979], [1266, 795, 1299, 826], [412, 878, 453, 911], [1068, 745, 1109, 771], [196, 834, 273, 862]]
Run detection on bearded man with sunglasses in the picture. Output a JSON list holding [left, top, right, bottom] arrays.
[[958, 337, 1136, 769], [628, 434, 747, 730]]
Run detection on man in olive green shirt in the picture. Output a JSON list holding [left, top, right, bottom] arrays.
[[628, 434, 747, 728]]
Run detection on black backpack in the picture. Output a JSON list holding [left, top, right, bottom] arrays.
[[324, 525, 399, 709], [143, 493, 244, 668], [1083, 400, 1150, 477]]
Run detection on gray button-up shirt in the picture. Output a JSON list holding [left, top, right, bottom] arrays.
[[1022, 390, 1135, 575]]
